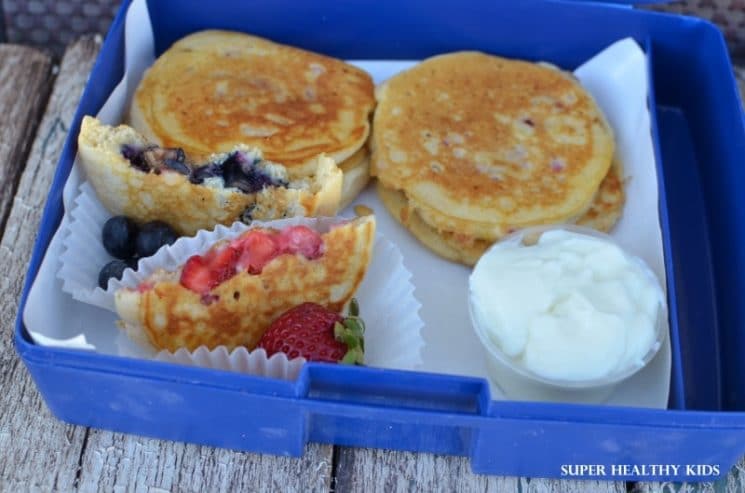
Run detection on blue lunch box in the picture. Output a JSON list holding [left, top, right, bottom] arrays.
[[14, 0, 745, 481]]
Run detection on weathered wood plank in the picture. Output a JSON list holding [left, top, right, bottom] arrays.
[[710, 459, 745, 492], [0, 44, 53, 241], [334, 449, 626, 493], [0, 37, 100, 491], [631, 457, 745, 493], [78, 432, 333, 493], [521, 479, 626, 493], [632, 482, 707, 492]]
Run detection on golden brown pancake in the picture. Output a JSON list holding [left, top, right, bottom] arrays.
[[115, 216, 376, 352], [377, 161, 625, 266], [130, 30, 376, 176], [372, 51, 615, 238], [575, 159, 625, 232], [376, 184, 489, 265], [77, 116, 342, 236]]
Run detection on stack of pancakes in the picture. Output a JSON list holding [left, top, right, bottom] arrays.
[[129, 30, 375, 209], [372, 52, 624, 265]]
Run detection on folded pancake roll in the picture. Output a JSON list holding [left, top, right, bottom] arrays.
[[77, 116, 343, 236], [114, 215, 376, 352]]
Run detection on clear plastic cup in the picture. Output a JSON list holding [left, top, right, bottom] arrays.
[[468, 224, 668, 404]]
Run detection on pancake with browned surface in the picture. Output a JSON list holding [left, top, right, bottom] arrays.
[[371, 51, 615, 238], [408, 159, 624, 241], [377, 161, 625, 266], [376, 184, 486, 265], [130, 30, 376, 176], [78, 116, 342, 236], [575, 159, 625, 232], [115, 216, 376, 352]]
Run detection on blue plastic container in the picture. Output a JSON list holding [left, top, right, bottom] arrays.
[[15, 0, 745, 481]]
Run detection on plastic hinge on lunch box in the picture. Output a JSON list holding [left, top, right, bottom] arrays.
[[15, 0, 745, 481]]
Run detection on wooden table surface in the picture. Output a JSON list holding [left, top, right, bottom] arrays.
[[2, 37, 744, 492]]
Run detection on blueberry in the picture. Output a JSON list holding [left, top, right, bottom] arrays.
[[163, 158, 190, 175], [102, 216, 138, 259], [188, 152, 287, 193], [135, 221, 178, 258], [222, 152, 280, 193], [123, 145, 189, 175], [121, 145, 149, 172], [98, 259, 130, 289], [172, 148, 186, 162], [190, 163, 221, 184], [121, 144, 140, 161]]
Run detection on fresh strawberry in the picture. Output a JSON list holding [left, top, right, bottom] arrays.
[[235, 230, 279, 274], [206, 245, 241, 282], [276, 225, 324, 259], [180, 256, 213, 293], [180, 225, 325, 294], [257, 299, 365, 364], [180, 246, 240, 294]]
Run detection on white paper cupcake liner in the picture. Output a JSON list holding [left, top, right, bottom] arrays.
[[57, 181, 117, 309], [57, 183, 424, 371], [57, 182, 344, 310], [155, 346, 307, 381]]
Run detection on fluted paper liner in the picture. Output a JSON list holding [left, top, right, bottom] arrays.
[[57, 181, 118, 309], [58, 182, 352, 311], [155, 347, 307, 381]]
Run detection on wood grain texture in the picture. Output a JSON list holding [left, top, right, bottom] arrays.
[[632, 456, 745, 493], [334, 449, 626, 493], [0, 38, 99, 490], [77, 432, 333, 493], [633, 482, 708, 493], [0, 44, 53, 238]]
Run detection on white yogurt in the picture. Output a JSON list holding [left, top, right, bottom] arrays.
[[469, 229, 665, 382]]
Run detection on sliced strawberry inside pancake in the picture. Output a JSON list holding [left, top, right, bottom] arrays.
[[179, 226, 325, 295]]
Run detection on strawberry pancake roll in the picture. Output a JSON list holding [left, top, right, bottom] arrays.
[[114, 216, 375, 352]]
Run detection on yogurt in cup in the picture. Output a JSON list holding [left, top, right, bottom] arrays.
[[468, 225, 667, 403]]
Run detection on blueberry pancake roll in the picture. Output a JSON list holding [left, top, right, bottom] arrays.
[[129, 30, 376, 210], [115, 215, 376, 352], [77, 116, 343, 236]]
